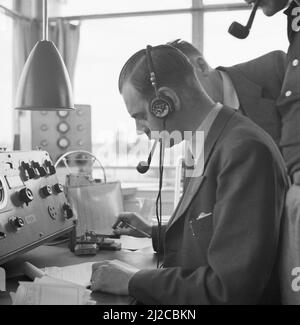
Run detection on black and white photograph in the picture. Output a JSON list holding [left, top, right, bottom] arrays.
[[0, 0, 299, 309]]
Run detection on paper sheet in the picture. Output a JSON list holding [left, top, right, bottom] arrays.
[[44, 262, 95, 287], [13, 281, 91, 305], [119, 236, 152, 251]]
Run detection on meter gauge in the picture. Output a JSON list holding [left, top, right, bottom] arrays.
[[57, 122, 70, 133], [57, 137, 70, 149], [57, 110, 69, 118]]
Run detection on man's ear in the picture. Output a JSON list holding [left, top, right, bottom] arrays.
[[157, 87, 180, 112], [195, 56, 210, 77]]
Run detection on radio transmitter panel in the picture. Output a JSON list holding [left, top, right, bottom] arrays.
[[0, 150, 75, 264]]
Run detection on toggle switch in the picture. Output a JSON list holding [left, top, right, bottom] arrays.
[[9, 217, 25, 230], [41, 185, 53, 197], [19, 187, 33, 205], [32, 162, 47, 177], [45, 160, 56, 175], [62, 203, 74, 220], [21, 162, 37, 179]]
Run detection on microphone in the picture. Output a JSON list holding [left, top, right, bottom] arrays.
[[136, 139, 158, 174], [228, 0, 261, 39]]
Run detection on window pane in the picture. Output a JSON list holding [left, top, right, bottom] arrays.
[[203, 10, 288, 67], [74, 14, 192, 169], [50, 0, 192, 16], [0, 0, 13, 9], [203, 0, 244, 4], [0, 14, 13, 148]]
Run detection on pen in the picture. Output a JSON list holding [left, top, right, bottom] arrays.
[[122, 221, 152, 238]]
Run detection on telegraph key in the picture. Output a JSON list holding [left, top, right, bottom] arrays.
[[0, 150, 75, 264]]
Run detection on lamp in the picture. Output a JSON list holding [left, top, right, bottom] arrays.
[[14, 0, 75, 111]]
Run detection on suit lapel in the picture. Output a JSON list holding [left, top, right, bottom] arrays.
[[167, 107, 237, 231], [217, 66, 262, 119]]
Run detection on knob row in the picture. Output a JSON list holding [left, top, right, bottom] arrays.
[[19, 184, 64, 204]]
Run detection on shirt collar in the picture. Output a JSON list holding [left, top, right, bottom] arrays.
[[218, 70, 240, 110], [187, 103, 223, 162]]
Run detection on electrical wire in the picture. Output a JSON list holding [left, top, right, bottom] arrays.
[[156, 124, 165, 268]]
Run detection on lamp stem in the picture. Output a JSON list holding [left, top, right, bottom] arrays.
[[42, 0, 48, 41]]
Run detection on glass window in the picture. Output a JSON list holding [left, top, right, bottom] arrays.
[[0, 13, 13, 148], [203, 0, 244, 4], [50, 0, 192, 16], [0, 0, 13, 9], [203, 10, 288, 67]]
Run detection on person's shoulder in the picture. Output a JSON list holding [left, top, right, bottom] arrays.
[[227, 51, 286, 79], [232, 50, 286, 69], [221, 112, 277, 156]]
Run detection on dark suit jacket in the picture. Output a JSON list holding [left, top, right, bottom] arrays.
[[277, 2, 300, 176], [129, 107, 289, 305], [218, 50, 286, 148]]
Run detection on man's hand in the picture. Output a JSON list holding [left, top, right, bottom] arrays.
[[113, 212, 152, 238], [90, 260, 140, 295]]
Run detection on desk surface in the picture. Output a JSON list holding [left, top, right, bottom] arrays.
[[1, 241, 156, 305]]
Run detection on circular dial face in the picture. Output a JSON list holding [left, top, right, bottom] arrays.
[[57, 110, 69, 118], [57, 122, 70, 133], [57, 137, 70, 149]]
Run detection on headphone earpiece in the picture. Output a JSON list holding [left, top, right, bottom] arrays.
[[150, 94, 174, 119], [146, 45, 175, 120]]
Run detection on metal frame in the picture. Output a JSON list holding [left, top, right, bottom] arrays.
[[1, 3, 250, 22], [0, 2, 251, 54]]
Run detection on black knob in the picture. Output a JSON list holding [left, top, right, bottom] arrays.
[[0, 231, 6, 239], [9, 217, 25, 230], [19, 187, 33, 205], [63, 203, 74, 220], [41, 185, 53, 197], [53, 183, 64, 194]]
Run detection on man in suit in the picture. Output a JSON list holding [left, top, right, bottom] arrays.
[[90, 45, 289, 304], [243, 0, 300, 304], [168, 39, 286, 147]]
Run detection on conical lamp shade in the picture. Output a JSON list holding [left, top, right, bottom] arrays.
[[15, 40, 75, 111]]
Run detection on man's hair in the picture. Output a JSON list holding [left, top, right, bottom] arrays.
[[167, 39, 203, 58], [118, 44, 196, 98]]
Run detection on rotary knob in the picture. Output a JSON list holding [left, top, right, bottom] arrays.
[[41, 185, 53, 197], [53, 183, 64, 194], [9, 217, 25, 230], [62, 203, 74, 220], [0, 232, 6, 239], [19, 187, 33, 205]]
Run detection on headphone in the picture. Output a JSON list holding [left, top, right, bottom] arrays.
[[145, 45, 175, 119]]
